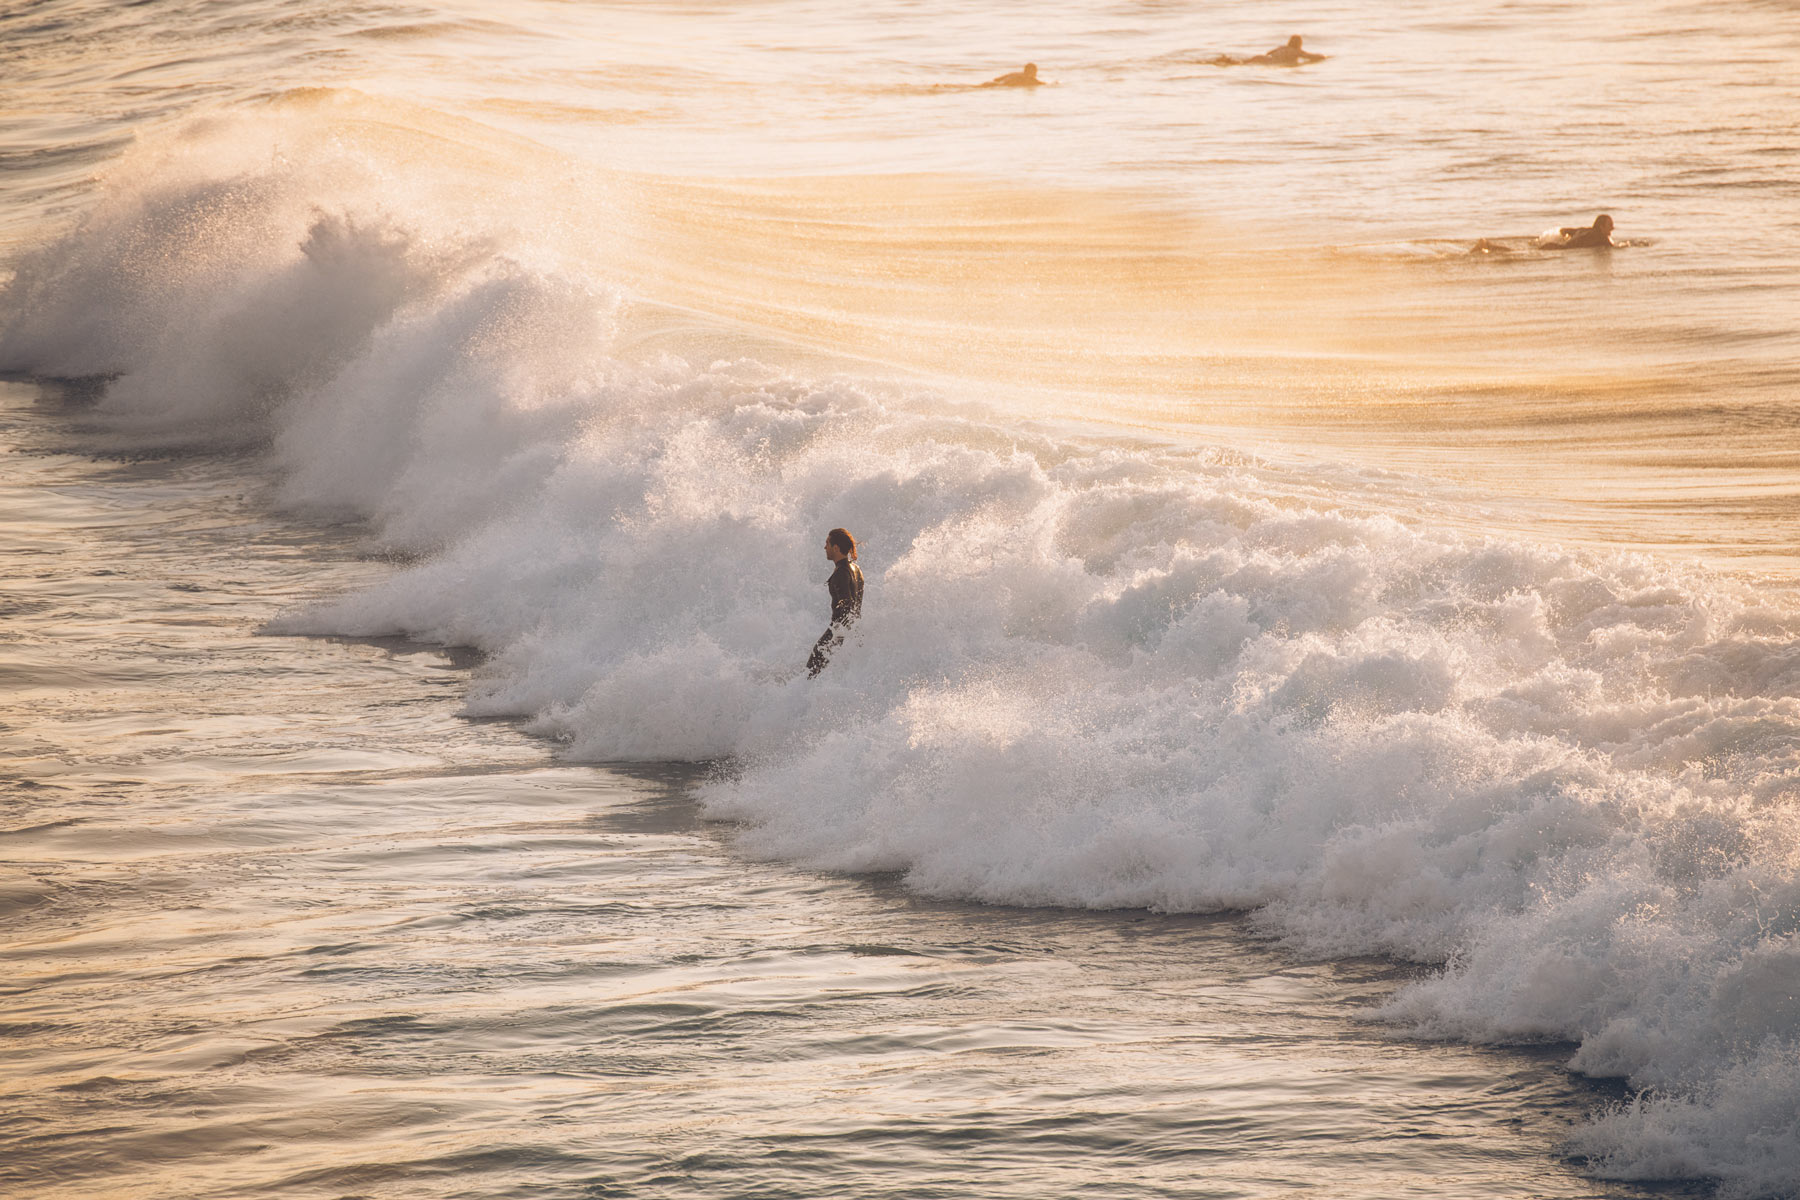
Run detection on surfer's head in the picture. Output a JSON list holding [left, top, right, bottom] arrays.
[[1593, 214, 1614, 233], [1287, 36, 1303, 49], [826, 528, 858, 561], [1021, 63, 1038, 80]]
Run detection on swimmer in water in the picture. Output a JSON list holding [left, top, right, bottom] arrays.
[[806, 527, 864, 678], [1250, 36, 1327, 65], [980, 62, 1043, 87], [1472, 214, 1620, 254], [1211, 36, 1326, 67], [1543, 213, 1616, 250]]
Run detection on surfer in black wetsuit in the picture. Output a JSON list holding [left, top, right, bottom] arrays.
[[980, 62, 1043, 87], [1210, 36, 1326, 67], [1472, 214, 1621, 255], [807, 527, 864, 678], [1542, 213, 1616, 250]]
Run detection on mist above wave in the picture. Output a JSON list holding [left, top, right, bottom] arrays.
[[3, 99, 1798, 1198]]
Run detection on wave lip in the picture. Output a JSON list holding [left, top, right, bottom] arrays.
[[5, 102, 1799, 1200]]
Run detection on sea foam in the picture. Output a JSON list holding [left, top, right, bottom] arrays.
[[3, 102, 1797, 1198]]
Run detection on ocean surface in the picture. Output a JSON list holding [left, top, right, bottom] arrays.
[[3, 1, 1798, 1197]]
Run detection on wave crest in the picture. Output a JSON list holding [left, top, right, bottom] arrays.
[[5, 101, 1798, 1198]]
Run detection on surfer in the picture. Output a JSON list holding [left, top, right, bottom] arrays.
[[980, 62, 1043, 87], [1540, 213, 1616, 250], [806, 527, 864, 678], [1471, 214, 1620, 255], [1210, 36, 1326, 67]]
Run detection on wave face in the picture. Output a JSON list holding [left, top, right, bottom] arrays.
[[5, 100, 1799, 1198]]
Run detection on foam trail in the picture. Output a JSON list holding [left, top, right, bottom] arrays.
[[3, 103, 1798, 1199]]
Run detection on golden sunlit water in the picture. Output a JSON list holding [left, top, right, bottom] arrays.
[[3, 2, 1799, 1198]]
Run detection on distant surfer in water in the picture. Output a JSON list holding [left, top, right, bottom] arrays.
[[1540, 213, 1616, 250], [980, 62, 1043, 87], [1210, 36, 1326, 67], [806, 527, 864, 678], [1470, 214, 1621, 254]]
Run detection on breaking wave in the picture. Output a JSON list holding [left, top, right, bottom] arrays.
[[4, 96, 1798, 1198]]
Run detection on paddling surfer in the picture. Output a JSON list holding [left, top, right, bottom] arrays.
[[1541, 213, 1616, 250], [1210, 36, 1326, 67], [980, 62, 1043, 87], [1472, 214, 1621, 254], [806, 527, 864, 678]]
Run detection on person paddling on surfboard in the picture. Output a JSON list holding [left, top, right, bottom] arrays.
[[1471, 214, 1622, 254], [807, 527, 864, 678], [1539, 213, 1616, 250], [980, 62, 1043, 87], [1210, 35, 1326, 67], [1247, 35, 1326, 65]]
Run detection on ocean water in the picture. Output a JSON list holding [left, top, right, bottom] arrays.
[[2, 0, 1798, 1197]]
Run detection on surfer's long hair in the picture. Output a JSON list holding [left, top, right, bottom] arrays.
[[827, 528, 857, 560]]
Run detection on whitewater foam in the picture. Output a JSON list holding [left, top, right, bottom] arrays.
[[4, 103, 1797, 1197]]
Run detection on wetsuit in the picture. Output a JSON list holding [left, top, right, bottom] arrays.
[[807, 558, 864, 677], [1246, 44, 1324, 65], [1554, 225, 1614, 249]]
